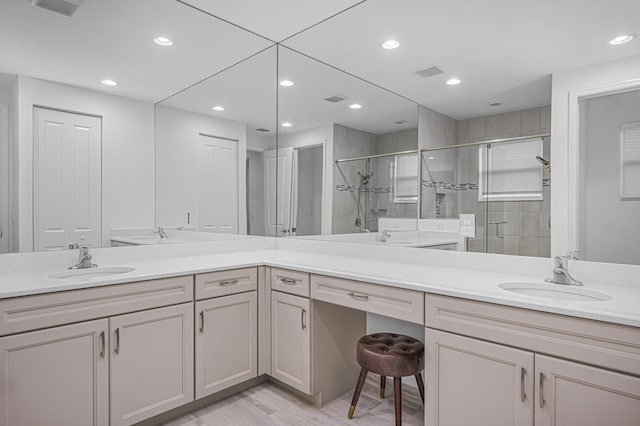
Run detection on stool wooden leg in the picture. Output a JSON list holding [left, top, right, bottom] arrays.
[[380, 375, 386, 398], [348, 368, 368, 419], [415, 372, 425, 403], [394, 377, 402, 426]]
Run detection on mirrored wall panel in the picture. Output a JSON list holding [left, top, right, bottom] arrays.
[[0, 0, 273, 252], [276, 46, 419, 241], [155, 46, 277, 240]]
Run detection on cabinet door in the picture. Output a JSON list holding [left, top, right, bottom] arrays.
[[426, 328, 533, 426], [110, 303, 193, 426], [0, 319, 108, 426], [195, 291, 257, 398], [271, 291, 311, 393], [535, 354, 640, 426]]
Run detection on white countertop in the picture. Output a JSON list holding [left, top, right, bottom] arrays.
[[1, 239, 638, 327]]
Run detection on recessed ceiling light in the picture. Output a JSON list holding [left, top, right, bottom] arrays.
[[427, 156, 435, 160], [212, 106, 225, 111], [609, 34, 635, 45], [382, 40, 400, 49], [446, 78, 461, 86], [279, 80, 294, 87], [281, 122, 292, 127], [350, 103, 362, 109], [154, 36, 173, 46], [101, 79, 117, 86]]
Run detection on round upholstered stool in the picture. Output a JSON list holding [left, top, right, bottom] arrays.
[[347, 333, 424, 426]]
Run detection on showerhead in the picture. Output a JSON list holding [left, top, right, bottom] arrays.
[[535, 156, 550, 166]]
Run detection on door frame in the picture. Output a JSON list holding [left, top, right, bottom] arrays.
[[0, 104, 9, 253]]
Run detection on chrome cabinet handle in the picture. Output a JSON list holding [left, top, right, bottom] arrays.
[[348, 292, 369, 301], [539, 372, 545, 408], [301, 308, 306, 330], [520, 367, 526, 402], [199, 311, 204, 333], [220, 279, 239, 286], [280, 277, 296, 285], [114, 328, 120, 354], [100, 331, 105, 358]]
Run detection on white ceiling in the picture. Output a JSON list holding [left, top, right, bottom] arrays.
[[1, 0, 638, 128], [177, 0, 365, 42]]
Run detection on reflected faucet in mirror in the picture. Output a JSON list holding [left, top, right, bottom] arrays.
[[545, 251, 582, 286], [68, 243, 97, 270], [154, 227, 168, 239]]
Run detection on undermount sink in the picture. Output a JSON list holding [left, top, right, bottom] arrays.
[[49, 266, 136, 279], [499, 282, 612, 302]]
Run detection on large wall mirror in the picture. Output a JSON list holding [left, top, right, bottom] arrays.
[[1, 0, 638, 267]]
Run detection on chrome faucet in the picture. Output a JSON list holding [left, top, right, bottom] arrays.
[[68, 243, 97, 269], [377, 230, 391, 243], [545, 251, 582, 286], [154, 226, 168, 239]]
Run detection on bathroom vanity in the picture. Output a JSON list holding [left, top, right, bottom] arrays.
[[0, 239, 638, 426]]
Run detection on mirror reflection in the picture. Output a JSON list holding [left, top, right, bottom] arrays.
[[154, 47, 276, 242], [0, 0, 272, 252], [276, 46, 419, 241]]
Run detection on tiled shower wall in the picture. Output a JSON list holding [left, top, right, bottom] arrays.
[[456, 106, 552, 257], [332, 124, 418, 234]]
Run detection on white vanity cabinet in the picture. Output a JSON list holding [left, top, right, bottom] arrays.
[[109, 303, 194, 426], [0, 319, 109, 426], [194, 268, 258, 399], [271, 289, 312, 393], [425, 294, 640, 426]]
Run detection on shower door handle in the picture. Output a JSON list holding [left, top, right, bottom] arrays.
[[489, 221, 507, 238]]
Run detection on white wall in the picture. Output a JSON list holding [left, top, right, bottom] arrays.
[[279, 124, 333, 234], [551, 54, 640, 259], [155, 105, 247, 234], [16, 76, 155, 251]]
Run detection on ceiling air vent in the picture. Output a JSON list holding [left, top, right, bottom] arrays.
[[255, 128, 270, 133], [415, 66, 444, 78], [30, 0, 85, 17], [323, 94, 348, 103]]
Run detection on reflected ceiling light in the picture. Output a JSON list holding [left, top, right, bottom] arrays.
[[154, 36, 173, 46], [427, 156, 435, 160], [279, 80, 294, 87], [446, 78, 461, 85], [609, 34, 635, 45], [281, 122, 292, 127], [382, 40, 400, 49], [350, 103, 362, 109], [101, 79, 117, 86], [212, 106, 225, 111]]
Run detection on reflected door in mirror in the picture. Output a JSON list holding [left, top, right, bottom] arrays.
[[33, 107, 101, 251]]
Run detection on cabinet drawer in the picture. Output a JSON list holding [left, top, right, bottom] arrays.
[[195, 267, 258, 300], [310, 274, 424, 324], [0, 275, 194, 336], [271, 268, 310, 297], [425, 294, 640, 376]]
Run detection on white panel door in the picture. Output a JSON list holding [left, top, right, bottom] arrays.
[[0, 319, 109, 426], [198, 134, 238, 233], [195, 291, 257, 398], [263, 147, 293, 236], [426, 328, 534, 426], [33, 107, 101, 251], [535, 354, 640, 426], [110, 303, 194, 426], [271, 290, 311, 393]]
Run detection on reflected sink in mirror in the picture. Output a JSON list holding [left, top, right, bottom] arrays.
[[49, 267, 136, 279], [499, 282, 611, 302]]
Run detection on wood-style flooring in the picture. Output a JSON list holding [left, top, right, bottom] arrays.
[[162, 379, 424, 425]]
